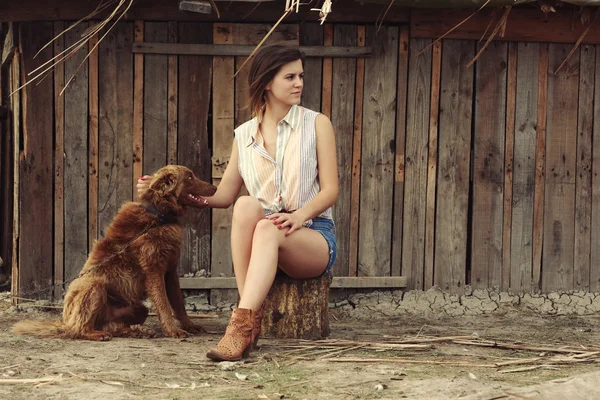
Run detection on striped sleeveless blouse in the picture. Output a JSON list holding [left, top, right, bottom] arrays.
[[234, 105, 333, 226]]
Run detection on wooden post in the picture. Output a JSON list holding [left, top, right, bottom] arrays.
[[261, 273, 332, 340], [53, 22, 65, 297], [10, 46, 20, 305], [133, 20, 144, 194]]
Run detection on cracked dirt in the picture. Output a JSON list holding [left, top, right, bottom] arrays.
[[1, 291, 600, 400]]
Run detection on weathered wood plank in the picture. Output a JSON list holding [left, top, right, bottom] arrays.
[[178, 22, 212, 275], [167, 21, 178, 165], [321, 24, 333, 117], [88, 33, 99, 253], [349, 26, 365, 278], [401, 38, 431, 289], [143, 22, 169, 174], [0, 23, 15, 285], [574, 44, 594, 290], [471, 41, 507, 289], [133, 43, 372, 57], [434, 39, 474, 293], [1, 0, 409, 23], [0, 44, 14, 287], [391, 26, 409, 278], [592, 44, 600, 293], [532, 43, 548, 291], [179, 276, 407, 289], [19, 22, 54, 297], [63, 22, 89, 282], [411, 8, 600, 45], [10, 51, 20, 303], [299, 23, 323, 112], [98, 22, 134, 238], [133, 21, 144, 192], [358, 26, 398, 277], [0, 60, 12, 286], [53, 21, 65, 294], [510, 42, 538, 293], [542, 43, 579, 292], [503, 42, 517, 292], [424, 41, 441, 289], [331, 24, 357, 277], [211, 23, 235, 278]]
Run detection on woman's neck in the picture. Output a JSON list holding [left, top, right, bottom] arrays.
[[262, 101, 292, 126]]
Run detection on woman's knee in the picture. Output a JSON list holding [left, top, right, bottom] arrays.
[[232, 196, 263, 226], [253, 218, 281, 242]]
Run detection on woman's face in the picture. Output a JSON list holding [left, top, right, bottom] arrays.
[[265, 59, 304, 107]]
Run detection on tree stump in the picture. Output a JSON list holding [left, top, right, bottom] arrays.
[[261, 272, 332, 339]]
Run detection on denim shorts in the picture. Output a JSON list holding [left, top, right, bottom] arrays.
[[308, 217, 337, 276]]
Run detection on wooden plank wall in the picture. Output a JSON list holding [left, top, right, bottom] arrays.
[[435, 40, 474, 292], [177, 22, 212, 276], [11, 20, 600, 300], [358, 26, 398, 277], [0, 29, 14, 285], [18, 22, 54, 298]]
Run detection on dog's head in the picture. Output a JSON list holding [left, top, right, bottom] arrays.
[[140, 165, 217, 215]]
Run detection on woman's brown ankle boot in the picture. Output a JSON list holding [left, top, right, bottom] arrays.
[[252, 307, 263, 348], [206, 308, 254, 361]]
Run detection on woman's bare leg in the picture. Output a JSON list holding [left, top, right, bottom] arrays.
[[230, 196, 265, 297], [237, 219, 330, 311]]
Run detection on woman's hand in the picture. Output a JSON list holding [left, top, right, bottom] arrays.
[[136, 175, 152, 197], [267, 211, 307, 236]]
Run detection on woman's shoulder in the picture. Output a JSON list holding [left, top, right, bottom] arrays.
[[301, 106, 320, 118], [234, 117, 258, 137], [300, 106, 330, 122]]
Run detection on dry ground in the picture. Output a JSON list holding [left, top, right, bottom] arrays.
[[1, 296, 599, 400]]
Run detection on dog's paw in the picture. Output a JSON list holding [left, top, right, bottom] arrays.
[[164, 328, 189, 338], [86, 331, 113, 341], [119, 325, 157, 338], [181, 323, 206, 335], [133, 325, 157, 338]]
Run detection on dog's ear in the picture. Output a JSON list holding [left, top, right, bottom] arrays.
[[149, 172, 178, 195]]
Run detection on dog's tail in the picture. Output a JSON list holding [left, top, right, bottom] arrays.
[[11, 320, 69, 338]]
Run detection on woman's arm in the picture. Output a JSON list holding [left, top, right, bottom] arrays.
[[136, 139, 244, 209], [296, 113, 339, 220], [207, 140, 244, 208]]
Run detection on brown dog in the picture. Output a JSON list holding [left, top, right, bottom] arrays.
[[12, 165, 216, 341]]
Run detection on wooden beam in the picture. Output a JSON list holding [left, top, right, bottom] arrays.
[[532, 44, 548, 291], [10, 50, 20, 305], [53, 22, 65, 297], [88, 33, 99, 254], [179, 276, 408, 290], [132, 21, 144, 196], [503, 42, 517, 291], [133, 43, 372, 57], [424, 40, 441, 289], [411, 8, 600, 45], [167, 21, 178, 166], [348, 26, 365, 278], [321, 24, 333, 118], [0, 0, 409, 23], [178, 0, 212, 14]]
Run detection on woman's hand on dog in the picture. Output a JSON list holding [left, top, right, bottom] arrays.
[[267, 211, 306, 236], [137, 175, 152, 196]]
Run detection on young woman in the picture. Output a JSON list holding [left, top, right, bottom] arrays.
[[137, 43, 338, 361]]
